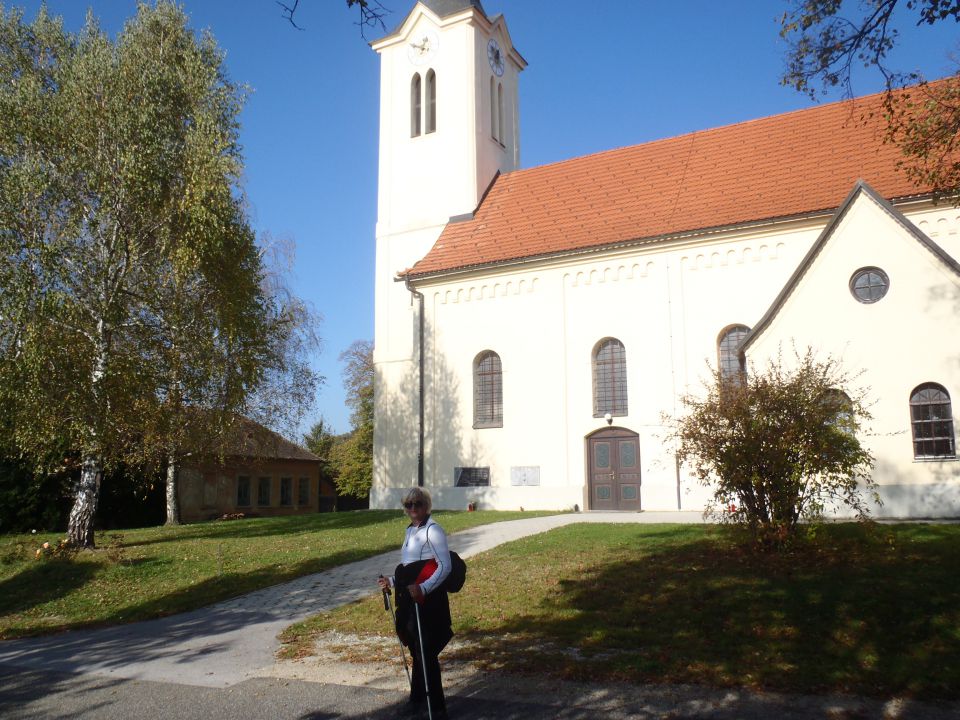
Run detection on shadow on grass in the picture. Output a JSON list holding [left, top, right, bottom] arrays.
[[454, 523, 960, 700], [0, 559, 99, 617], [1, 542, 398, 639]]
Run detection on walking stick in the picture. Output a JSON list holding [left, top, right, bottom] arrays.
[[380, 576, 411, 686], [414, 601, 433, 720]]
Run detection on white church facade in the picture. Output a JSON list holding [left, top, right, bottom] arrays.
[[370, 0, 960, 517]]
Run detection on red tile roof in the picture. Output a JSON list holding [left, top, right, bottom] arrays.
[[405, 87, 933, 278]]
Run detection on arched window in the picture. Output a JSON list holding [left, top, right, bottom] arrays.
[[410, 73, 421, 137], [717, 325, 750, 382], [822, 389, 854, 435], [910, 383, 956, 459], [425, 69, 436, 133], [497, 82, 505, 145], [474, 351, 503, 428], [490, 76, 497, 140], [593, 338, 628, 417]]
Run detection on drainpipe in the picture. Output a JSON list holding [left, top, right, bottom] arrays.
[[405, 277, 425, 487]]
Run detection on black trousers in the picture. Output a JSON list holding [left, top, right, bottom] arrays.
[[407, 612, 446, 712]]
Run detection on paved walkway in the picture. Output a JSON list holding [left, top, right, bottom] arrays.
[[0, 511, 703, 688]]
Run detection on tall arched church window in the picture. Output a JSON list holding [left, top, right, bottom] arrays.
[[490, 76, 497, 140], [593, 338, 628, 417], [410, 73, 422, 137], [474, 351, 503, 428], [497, 82, 504, 145], [910, 383, 956, 459], [425, 69, 436, 133], [717, 325, 750, 382]]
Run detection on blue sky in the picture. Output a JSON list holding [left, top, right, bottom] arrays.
[[13, 0, 959, 438]]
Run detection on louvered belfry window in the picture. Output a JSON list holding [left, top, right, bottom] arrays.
[[474, 351, 503, 428], [593, 338, 628, 417]]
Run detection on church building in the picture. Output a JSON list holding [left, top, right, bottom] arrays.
[[369, 0, 960, 517]]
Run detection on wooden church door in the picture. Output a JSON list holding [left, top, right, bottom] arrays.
[[588, 428, 641, 511]]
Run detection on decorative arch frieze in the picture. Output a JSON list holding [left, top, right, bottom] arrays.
[[435, 274, 541, 304], [564, 260, 655, 287], [680, 242, 785, 270]]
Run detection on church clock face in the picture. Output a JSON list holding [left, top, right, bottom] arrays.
[[407, 29, 439, 65], [487, 37, 504, 76]]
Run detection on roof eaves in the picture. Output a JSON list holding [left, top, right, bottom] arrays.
[[402, 207, 844, 283]]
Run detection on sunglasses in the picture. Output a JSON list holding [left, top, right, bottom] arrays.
[[403, 500, 424, 509]]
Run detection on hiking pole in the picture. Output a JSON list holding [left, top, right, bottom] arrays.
[[380, 575, 411, 686], [414, 601, 433, 720]]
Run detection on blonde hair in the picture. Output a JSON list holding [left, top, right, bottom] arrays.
[[401, 486, 432, 513]]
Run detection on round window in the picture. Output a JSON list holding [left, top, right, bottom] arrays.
[[850, 267, 889, 303]]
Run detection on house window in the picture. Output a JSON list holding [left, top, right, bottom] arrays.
[[850, 267, 889, 303], [593, 338, 628, 417], [910, 383, 956, 459], [236, 476, 250, 507], [474, 350, 503, 428], [257, 476, 271, 506], [455, 466, 490, 487], [411, 73, 422, 137], [280, 477, 293, 506], [718, 325, 750, 382], [298, 477, 310, 506], [425, 69, 436, 133]]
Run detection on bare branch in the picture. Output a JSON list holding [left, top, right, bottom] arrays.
[[276, 0, 305, 30]]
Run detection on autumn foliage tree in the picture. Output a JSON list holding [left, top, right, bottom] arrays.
[[779, 0, 960, 204], [673, 350, 878, 545]]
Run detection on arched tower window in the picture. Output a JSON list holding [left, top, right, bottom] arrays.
[[593, 338, 628, 417], [474, 351, 503, 428], [410, 73, 422, 137], [490, 76, 497, 140], [910, 383, 956, 459], [497, 82, 504, 145], [425, 69, 436, 134], [717, 325, 750, 382]]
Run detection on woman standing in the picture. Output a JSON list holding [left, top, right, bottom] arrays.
[[378, 487, 452, 719]]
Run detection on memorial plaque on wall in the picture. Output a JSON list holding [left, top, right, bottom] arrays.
[[510, 466, 540, 486]]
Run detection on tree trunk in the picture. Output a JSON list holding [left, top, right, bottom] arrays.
[[67, 455, 102, 548], [165, 455, 181, 525]]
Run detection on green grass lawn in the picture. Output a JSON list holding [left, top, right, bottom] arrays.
[[280, 522, 960, 700], [0, 509, 555, 639]]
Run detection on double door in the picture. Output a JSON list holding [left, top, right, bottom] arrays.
[[588, 428, 641, 511]]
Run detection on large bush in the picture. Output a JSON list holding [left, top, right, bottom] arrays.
[[673, 349, 878, 544]]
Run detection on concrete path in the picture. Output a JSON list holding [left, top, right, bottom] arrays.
[[0, 511, 703, 688]]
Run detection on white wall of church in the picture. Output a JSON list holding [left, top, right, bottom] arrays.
[[374, 199, 960, 516], [384, 219, 826, 512], [747, 194, 960, 517]]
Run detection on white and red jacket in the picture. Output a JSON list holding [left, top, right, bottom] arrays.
[[390, 515, 452, 595]]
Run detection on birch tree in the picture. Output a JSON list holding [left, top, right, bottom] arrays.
[[0, 3, 307, 544]]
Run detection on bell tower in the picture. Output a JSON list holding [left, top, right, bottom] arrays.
[[370, 0, 525, 235], [370, 1, 525, 506]]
